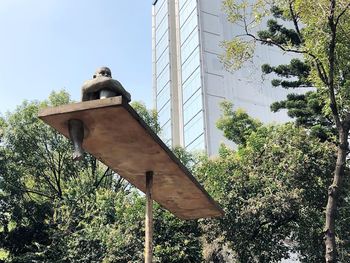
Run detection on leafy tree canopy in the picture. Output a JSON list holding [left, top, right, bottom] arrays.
[[198, 106, 340, 262], [0, 91, 203, 262], [221, 1, 350, 261]]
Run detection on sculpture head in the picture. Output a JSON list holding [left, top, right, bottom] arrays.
[[93, 67, 112, 79]]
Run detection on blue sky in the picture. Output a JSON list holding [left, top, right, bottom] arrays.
[[0, 0, 153, 113]]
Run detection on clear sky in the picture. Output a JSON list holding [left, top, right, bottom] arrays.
[[0, 0, 153, 114]]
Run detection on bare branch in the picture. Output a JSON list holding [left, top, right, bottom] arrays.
[[327, 0, 342, 129], [95, 167, 112, 188], [288, 0, 302, 41], [243, 31, 329, 85], [24, 188, 55, 199], [335, 1, 350, 26], [3, 180, 54, 199]]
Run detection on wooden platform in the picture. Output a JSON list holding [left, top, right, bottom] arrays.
[[38, 97, 223, 219]]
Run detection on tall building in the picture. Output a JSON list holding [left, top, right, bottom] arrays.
[[152, 0, 293, 156]]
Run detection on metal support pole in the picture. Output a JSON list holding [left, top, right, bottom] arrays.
[[145, 171, 154, 263]]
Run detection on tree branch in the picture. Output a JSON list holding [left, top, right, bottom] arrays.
[[288, 0, 302, 41], [95, 167, 112, 188], [4, 180, 54, 199], [327, 0, 342, 129], [37, 171, 60, 197], [244, 31, 329, 85], [335, 1, 350, 26]]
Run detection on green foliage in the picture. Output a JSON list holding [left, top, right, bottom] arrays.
[[0, 194, 53, 262], [198, 123, 337, 262], [51, 176, 145, 263], [271, 91, 336, 141], [0, 90, 81, 262], [153, 206, 203, 263], [131, 101, 160, 134], [258, 18, 301, 46], [0, 91, 120, 262], [0, 92, 203, 262], [221, 4, 350, 259], [171, 146, 199, 172], [220, 39, 255, 71], [1, 90, 88, 199], [261, 59, 311, 88], [222, 0, 350, 134], [216, 101, 262, 146]]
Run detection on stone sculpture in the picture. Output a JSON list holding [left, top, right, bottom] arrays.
[[81, 66, 131, 102], [69, 67, 131, 160]]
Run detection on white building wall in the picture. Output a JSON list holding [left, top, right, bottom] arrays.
[[153, 0, 299, 156], [198, 0, 293, 155]]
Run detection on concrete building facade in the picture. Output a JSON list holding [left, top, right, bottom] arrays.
[[152, 0, 293, 156]]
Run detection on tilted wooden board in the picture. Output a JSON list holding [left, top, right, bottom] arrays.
[[38, 97, 224, 219]]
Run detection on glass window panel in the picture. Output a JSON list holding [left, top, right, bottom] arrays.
[[156, 8, 168, 29], [180, 9, 198, 44], [155, 0, 167, 19], [182, 47, 200, 83], [179, 0, 196, 26], [156, 30, 169, 58], [156, 14, 167, 29], [186, 133, 205, 152], [156, 65, 169, 89], [160, 120, 172, 144], [155, 0, 166, 13], [156, 48, 169, 75], [179, 0, 189, 11], [156, 82, 170, 111], [184, 111, 204, 146], [158, 101, 171, 127], [183, 88, 203, 124], [180, 29, 199, 65], [156, 19, 168, 44], [182, 66, 201, 102]]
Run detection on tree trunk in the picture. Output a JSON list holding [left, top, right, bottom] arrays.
[[324, 126, 349, 263]]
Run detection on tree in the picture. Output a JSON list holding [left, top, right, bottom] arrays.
[[197, 107, 338, 262], [0, 93, 203, 262], [2, 90, 90, 200], [153, 146, 203, 263], [216, 101, 262, 146], [153, 205, 203, 263], [221, 1, 350, 261], [0, 91, 108, 262], [131, 101, 161, 134]]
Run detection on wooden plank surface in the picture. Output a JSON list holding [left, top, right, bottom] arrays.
[[38, 97, 224, 219]]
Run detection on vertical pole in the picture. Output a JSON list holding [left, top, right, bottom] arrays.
[[145, 171, 154, 263]]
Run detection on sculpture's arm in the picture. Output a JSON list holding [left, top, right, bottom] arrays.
[[81, 78, 131, 102], [110, 81, 131, 102]]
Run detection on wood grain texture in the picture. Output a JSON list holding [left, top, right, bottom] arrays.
[[38, 96, 224, 219]]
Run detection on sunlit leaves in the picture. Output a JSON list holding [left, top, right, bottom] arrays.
[[197, 123, 337, 262], [220, 39, 255, 71], [217, 101, 262, 146]]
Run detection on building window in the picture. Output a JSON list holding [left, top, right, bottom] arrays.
[[183, 88, 202, 124], [183, 66, 201, 103], [179, 0, 197, 26], [181, 29, 199, 65], [186, 133, 205, 151], [158, 101, 171, 127], [184, 111, 204, 147], [160, 119, 172, 145], [156, 47, 170, 76], [156, 82, 171, 111], [182, 46, 200, 83]]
